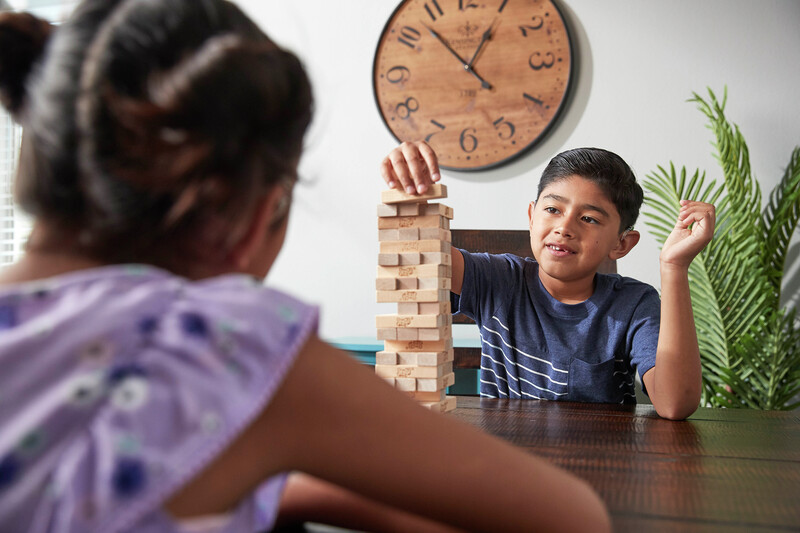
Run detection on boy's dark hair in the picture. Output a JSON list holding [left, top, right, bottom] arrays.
[[537, 147, 643, 232], [0, 0, 313, 273]]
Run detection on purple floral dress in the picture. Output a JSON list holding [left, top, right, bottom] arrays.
[[0, 265, 318, 532]]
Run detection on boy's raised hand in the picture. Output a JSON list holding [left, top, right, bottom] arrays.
[[660, 200, 716, 269], [380, 141, 441, 195]]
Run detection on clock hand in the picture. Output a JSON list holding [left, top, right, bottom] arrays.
[[467, 18, 496, 68], [423, 23, 492, 89]]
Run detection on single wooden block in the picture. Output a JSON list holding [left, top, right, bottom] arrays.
[[379, 239, 450, 253], [375, 313, 450, 328], [406, 389, 446, 402], [417, 372, 455, 392], [396, 327, 418, 340], [421, 396, 457, 413], [418, 325, 450, 341], [398, 203, 422, 216], [421, 203, 454, 219], [397, 349, 454, 366], [377, 204, 399, 217], [375, 277, 397, 290], [420, 252, 451, 265], [397, 301, 451, 315], [381, 184, 447, 204], [398, 252, 421, 265], [418, 227, 452, 241], [395, 377, 417, 391], [376, 327, 397, 340], [378, 253, 399, 266], [384, 338, 453, 353], [398, 227, 420, 241], [375, 361, 453, 379], [377, 264, 451, 279], [417, 277, 451, 290], [376, 288, 449, 303], [378, 229, 401, 242], [396, 277, 418, 290], [376, 351, 397, 365], [377, 214, 449, 230]]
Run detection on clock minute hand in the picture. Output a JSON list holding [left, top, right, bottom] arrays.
[[467, 19, 496, 68], [423, 23, 492, 89]]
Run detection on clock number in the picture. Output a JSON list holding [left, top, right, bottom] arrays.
[[397, 26, 421, 49], [424, 0, 444, 21], [529, 51, 555, 70], [395, 97, 420, 119], [424, 120, 446, 143], [459, 0, 478, 11], [519, 17, 544, 36], [493, 116, 516, 140], [498, 0, 508, 13], [523, 93, 544, 106], [386, 65, 410, 84], [459, 127, 478, 153]]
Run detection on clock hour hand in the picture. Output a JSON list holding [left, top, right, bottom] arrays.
[[423, 23, 492, 89], [467, 19, 496, 68]]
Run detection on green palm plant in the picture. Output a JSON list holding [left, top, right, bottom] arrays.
[[643, 87, 800, 409]]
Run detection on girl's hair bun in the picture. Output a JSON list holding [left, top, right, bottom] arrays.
[[0, 11, 53, 120]]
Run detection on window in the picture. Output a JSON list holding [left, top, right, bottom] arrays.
[[0, 0, 77, 266]]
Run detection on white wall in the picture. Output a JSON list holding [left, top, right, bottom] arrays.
[[237, 0, 800, 340]]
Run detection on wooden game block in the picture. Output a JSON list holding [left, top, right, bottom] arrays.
[[376, 351, 397, 365], [396, 349, 453, 366], [377, 253, 399, 266], [381, 184, 447, 204], [375, 361, 453, 379], [421, 396, 457, 413], [375, 313, 450, 328], [398, 203, 421, 216], [396, 327, 418, 341], [406, 389, 446, 402], [384, 338, 453, 353], [420, 252, 451, 265], [379, 239, 450, 254], [395, 377, 417, 391], [418, 326, 450, 341], [377, 264, 450, 279], [396, 277, 418, 290], [397, 301, 450, 315], [375, 277, 397, 290], [418, 227, 452, 241], [378, 229, 400, 241], [377, 215, 449, 230], [376, 289, 449, 303], [417, 277, 450, 290], [417, 372, 455, 392], [379, 253, 423, 266], [377, 204, 399, 217], [398, 227, 420, 241], [376, 327, 398, 340], [421, 203, 454, 219]]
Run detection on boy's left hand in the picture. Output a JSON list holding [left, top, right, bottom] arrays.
[[660, 200, 716, 269]]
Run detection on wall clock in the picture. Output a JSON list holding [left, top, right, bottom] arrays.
[[373, 0, 574, 171]]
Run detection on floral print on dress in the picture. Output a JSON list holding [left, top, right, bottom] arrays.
[[111, 457, 147, 499], [107, 365, 150, 412], [0, 305, 16, 330]]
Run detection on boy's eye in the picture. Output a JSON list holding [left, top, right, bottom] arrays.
[[581, 216, 599, 224], [544, 206, 560, 214]]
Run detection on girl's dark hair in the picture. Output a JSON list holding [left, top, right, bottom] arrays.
[[0, 0, 313, 271], [536, 147, 643, 232]]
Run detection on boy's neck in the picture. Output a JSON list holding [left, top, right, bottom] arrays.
[[537, 269, 596, 305]]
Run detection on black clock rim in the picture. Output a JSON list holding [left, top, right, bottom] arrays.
[[371, 0, 576, 173]]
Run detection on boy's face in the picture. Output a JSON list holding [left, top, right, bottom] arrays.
[[529, 176, 633, 287]]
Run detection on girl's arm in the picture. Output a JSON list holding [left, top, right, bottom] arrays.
[[166, 335, 610, 532]]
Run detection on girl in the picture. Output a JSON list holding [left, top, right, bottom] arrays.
[[0, 1, 609, 532]]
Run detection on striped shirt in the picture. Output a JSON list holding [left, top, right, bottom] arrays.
[[453, 252, 659, 403]]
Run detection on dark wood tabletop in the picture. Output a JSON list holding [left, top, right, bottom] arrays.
[[450, 396, 800, 532]]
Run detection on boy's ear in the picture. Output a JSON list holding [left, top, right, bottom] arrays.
[[609, 229, 640, 260], [528, 201, 536, 227]]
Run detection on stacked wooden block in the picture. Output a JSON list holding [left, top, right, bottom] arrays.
[[376, 184, 456, 413]]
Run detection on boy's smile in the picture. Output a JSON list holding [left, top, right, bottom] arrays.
[[528, 176, 636, 303]]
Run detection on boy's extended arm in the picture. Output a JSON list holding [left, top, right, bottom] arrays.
[[642, 200, 716, 420]]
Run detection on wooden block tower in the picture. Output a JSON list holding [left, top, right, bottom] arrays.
[[376, 183, 456, 413]]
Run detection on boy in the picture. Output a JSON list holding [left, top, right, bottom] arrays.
[[380, 141, 716, 420]]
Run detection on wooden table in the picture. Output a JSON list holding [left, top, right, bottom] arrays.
[[450, 397, 800, 532]]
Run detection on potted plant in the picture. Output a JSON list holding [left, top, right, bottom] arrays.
[[643, 87, 800, 409]]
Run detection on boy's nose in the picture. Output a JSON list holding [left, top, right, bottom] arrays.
[[554, 222, 575, 238]]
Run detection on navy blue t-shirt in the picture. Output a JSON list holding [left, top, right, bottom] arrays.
[[453, 251, 660, 403]]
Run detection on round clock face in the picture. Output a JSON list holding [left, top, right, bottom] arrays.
[[373, 0, 573, 171]]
